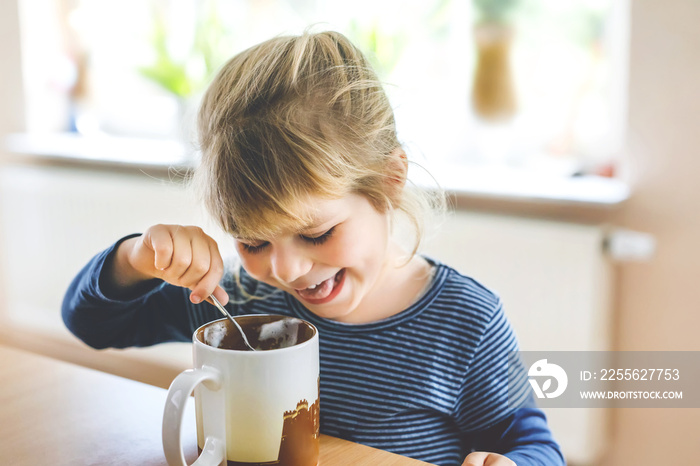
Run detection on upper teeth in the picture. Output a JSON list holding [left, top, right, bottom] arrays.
[[307, 280, 325, 290]]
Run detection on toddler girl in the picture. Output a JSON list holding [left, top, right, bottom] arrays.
[[63, 31, 564, 466]]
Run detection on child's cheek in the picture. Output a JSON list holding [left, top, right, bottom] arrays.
[[327, 234, 364, 265], [238, 254, 267, 282]]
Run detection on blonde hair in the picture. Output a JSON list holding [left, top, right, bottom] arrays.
[[194, 30, 445, 257]]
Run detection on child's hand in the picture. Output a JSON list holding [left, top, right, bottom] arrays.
[[115, 224, 229, 306], [462, 452, 516, 466]]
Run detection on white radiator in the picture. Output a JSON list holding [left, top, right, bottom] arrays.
[[0, 164, 213, 377], [0, 164, 612, 464]]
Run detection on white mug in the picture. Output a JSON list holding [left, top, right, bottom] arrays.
[[163, 315, 320, 466]]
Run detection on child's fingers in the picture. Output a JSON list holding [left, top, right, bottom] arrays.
[[160, 228, 193, 280], [207, 241, 228, 305], [189, 240, 225, 304], [189, 270, 223, 304], [144, 226, 175, 271], [462, 452, 515, 466], [177, 234, 212, 287], [141, 225, 228, 305], [485, 455, 515, 466], [211, 285, 230, 306], [463, 452, 488, 466], [198, 285, 229, 307]]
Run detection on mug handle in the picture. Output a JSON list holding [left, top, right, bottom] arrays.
[[163, 367, 226, 466]]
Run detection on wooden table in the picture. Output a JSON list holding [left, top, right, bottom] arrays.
[[0, 344, 430, 465]]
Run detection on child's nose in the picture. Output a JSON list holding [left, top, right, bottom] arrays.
[[269, 245, 312, 286]]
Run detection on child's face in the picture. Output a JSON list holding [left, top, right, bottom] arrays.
[[234, 193, 397, 322]]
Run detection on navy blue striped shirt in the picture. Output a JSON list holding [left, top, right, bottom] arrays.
[[63, 237, 565, 465]]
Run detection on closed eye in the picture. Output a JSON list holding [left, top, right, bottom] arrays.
[[240, 241, 269, 254], [300, 226, 335, 246]]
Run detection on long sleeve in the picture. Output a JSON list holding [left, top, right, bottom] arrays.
[[471, 398, 566, 466], [61, 235, 219, 349]]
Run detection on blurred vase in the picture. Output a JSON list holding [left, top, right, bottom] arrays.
[[471, 23, 517, 122]]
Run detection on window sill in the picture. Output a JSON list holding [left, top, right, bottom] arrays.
[[4, 132, 194, 172], [415, 161, 628, 206], [4, 132, 629, 217]]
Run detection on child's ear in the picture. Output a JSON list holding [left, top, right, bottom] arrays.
[[385, 148, 408, 206]]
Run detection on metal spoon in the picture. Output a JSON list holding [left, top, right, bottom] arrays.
[[209, 295, 256, 351]]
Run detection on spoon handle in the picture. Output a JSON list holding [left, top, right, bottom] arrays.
[[209, 295, 256, 351]]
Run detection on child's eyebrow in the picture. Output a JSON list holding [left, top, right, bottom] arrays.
[[294, 220, 325, 233], [294, 215, 337, 233], [234, 216, 336, 242], [234, 236, 261, 243]]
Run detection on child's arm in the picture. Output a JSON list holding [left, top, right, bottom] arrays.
[[62, 225, 228, 349], [462, 397, 566, 466], [106, 224, 228, 306]]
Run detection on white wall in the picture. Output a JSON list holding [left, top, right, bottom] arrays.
[[602, 1, 700, 464], [0, 0, 25, 345], [0, 0, 24, 136]]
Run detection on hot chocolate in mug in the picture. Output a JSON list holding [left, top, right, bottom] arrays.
[[162, 315, 320, 466]]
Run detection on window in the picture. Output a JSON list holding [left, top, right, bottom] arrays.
[[18, 0, 628, 179]]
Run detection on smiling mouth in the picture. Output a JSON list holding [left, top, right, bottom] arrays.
[[295, 269, 346, 304]]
